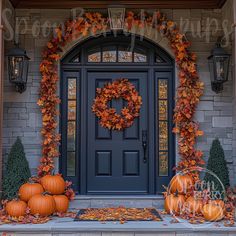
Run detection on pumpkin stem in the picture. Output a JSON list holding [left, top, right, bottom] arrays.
[[13, 197, 20, 201], [28, 179, 37, 184], [29, 176, 40, 183], [174, 190, 179, 197], [162, 184, 168, 191], [42, 191, 52, 196]]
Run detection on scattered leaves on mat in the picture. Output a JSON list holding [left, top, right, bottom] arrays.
[[76, 207, 162, 224]]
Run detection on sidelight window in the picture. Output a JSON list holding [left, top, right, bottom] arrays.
[[158, 79, 169, 176], [67, 78, 77, 176]]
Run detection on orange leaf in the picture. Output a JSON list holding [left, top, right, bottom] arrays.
[[196, 130, 204, 136]]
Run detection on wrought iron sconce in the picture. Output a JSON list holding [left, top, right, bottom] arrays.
[[208, 39, 230, 93], [7, 44, 30, 93]]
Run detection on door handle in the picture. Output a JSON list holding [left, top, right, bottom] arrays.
[[142, 130, 148, 163]]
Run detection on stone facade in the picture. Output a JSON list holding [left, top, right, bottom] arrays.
[[231, 0, 236, 187], [2, 0, 236, 185]]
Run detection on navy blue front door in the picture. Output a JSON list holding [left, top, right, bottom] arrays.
[[60, 34, 175, 194], [87, 72, 149, 194]]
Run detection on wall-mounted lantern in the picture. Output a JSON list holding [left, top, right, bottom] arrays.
[[208, 40, 230, 93], [7, 44, 30, 93], [108, 8, 125, 30]]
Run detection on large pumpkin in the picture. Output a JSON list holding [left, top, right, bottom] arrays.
[[19, 182, 44, 202], [53, 195, 69, 213], [185, 196, 203, 214], [209, 199, 225, 214], [202, 203, 224, 222], [28, 193, 56, 216], [169, 174, 193, 194], [40, 175, 65, 195], [164, 193, 185, 214], [6, 200, 27, 217]]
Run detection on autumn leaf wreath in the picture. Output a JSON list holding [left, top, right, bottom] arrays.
[[92, 79, 142, 130]]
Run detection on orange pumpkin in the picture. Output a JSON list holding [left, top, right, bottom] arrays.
[[209, 199, 225, 213], [185, 196, 203, 214], [164, 192, 185, 214], [169, 174, 193, 194], [209, 199, 225, 209], [202, 203, 224, 222], [5, 200, 27, 217], [19, 182, 44, 202], [41, 175, 65, 195], [53, 195, 69, 213], [28, 193, 56, 216]]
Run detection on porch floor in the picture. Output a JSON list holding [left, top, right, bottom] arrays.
[[0, 213, 235, 236]]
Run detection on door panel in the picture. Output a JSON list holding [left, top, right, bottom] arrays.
[[87, 72, 149, 194]]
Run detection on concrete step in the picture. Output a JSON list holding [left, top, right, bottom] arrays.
[[69, 195, 164, 210], [1, 215, 235, 235]]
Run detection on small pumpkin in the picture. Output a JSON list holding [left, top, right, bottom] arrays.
[[5, 199, 27, 217], [169, 174, 193, 194], [19, 182, 44, 202], [202, 203, 224, 222], [164, 192, 185, 214], [209, 199, 225, 209], [185, 196, 203, 214], [40, 174, 65, 195], [53, 195, 69, 213], [28, 193, 56, 216]]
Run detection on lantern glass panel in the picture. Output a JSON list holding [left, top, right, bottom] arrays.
[[208, 58, 214, 83], [213, 56, 229, 82], [108, 8, 125, 30], [9, 56, 23, 82]]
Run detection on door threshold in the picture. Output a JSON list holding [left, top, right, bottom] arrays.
[[74, 194, 164, 200]]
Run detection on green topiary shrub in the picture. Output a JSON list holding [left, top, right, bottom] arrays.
[[2, 137, 31, 200], [204, 138, 230, 192]]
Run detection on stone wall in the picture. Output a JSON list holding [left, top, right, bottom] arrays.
[[2, 2, 236, 184], [170, 6, 235, 185], [3, 7, 71, 174], [231, 0, 236, 186], [221, 0, 235, 186]]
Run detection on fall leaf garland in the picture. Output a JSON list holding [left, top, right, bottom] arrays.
[[38, 11, 204, 181], [92, 79, 142, 130], [38, 13, 108, 177]]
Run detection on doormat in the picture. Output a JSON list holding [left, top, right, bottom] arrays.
[[74, 207, 162, 222]]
